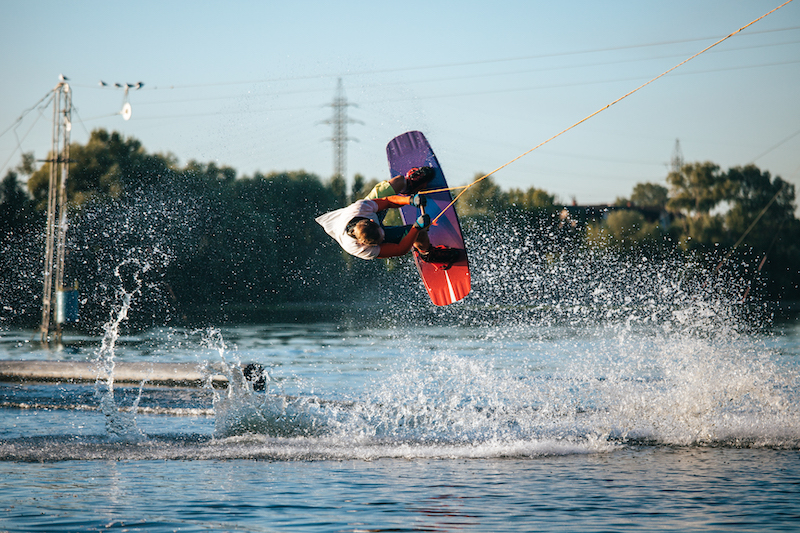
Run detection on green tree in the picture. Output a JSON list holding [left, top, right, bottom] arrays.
[[0, 168, 44, 325], [0, 170, 36, 229], [666, 162, 732, 216], [676, 213, 726, 250], [666, 162, 732, 250], [164, 169, 345, 312], [507, 186, 556, 210], [183, 160, 236, 184], [724, 165, 795, 241], [27, 129, 177, 208], [630, 182, 668, 209], [458, 174, 505, 216], [16, 152, 36, 178], [328, 175, 347, 208], [350, 174, 365, 203], [721, 165, 799, 299], [586, 209, 661, 251]]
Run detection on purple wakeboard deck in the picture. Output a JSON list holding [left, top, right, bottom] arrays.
[[386, 131, 470, 306]]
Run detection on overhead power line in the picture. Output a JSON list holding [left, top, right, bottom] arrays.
[[64, 26, 800, 93], [427, 0, 796, 225]]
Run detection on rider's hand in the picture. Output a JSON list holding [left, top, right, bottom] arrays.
[[414, 214, 431, 230], [410, 194, 427, 208]]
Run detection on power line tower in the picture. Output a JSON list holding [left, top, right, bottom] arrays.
[[322, 78, 361, 183], [39, 77, 73, 341], [670, 138, 684, 174]]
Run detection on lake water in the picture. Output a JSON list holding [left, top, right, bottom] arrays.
[[1, 293, 799, 531]]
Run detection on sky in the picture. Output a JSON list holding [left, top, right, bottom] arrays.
[[2, 0, 799, 207]]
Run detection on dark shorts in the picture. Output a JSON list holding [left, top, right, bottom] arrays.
[[383, 225, 413, 244]]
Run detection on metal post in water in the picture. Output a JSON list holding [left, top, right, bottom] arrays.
[[53, 84, 72, 341], [39, 79, 72, 342]]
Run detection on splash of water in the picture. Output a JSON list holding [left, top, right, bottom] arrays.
[[588, 328, 800, 447], [94, 259, 153, 440], [204, 214, 799, 454], [198, 328, 325, 439], [205, 326, 798, 453]]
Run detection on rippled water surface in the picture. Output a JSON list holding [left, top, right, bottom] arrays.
[[1, 308, 799, 531]]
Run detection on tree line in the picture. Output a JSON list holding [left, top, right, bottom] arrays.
[[1, 129, 797, 330], [453, 162, 798, 302]]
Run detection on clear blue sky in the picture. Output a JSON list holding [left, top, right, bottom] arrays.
[[2, 0, 798, 206]]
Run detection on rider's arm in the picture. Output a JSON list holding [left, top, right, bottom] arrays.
[[372, 195, 412, 211], [377, 226, 421, 258]]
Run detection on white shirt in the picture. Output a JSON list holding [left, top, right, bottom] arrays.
[[315, 199, 385, 260]]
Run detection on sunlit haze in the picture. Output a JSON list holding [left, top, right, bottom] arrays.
[[2, 0, 798, 206]]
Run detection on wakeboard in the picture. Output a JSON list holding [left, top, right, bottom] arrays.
[[386, 131, 471, 306]]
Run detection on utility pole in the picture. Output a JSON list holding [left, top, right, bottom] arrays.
[[39, 77, 72, 341], [322, 78, 361, 184]]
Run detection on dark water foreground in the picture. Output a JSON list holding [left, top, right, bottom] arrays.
[[1, 446, 798, 532], [1, 310, 799, 531]]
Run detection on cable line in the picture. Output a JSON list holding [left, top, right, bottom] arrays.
[[0, 90, 54, 140], [750, 128, 800, 162], [427, 0, 795, 225], [70, 26, 800, 93], [0, 90, 55, 176]]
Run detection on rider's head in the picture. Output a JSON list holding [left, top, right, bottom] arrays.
[[351, 219, 383, 245]]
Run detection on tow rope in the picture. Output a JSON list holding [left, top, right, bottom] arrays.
[[424, 0, 794, 226]]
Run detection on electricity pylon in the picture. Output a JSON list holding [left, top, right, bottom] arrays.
[[670, 138, 684, 174], [322, 78, 361, 183]]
